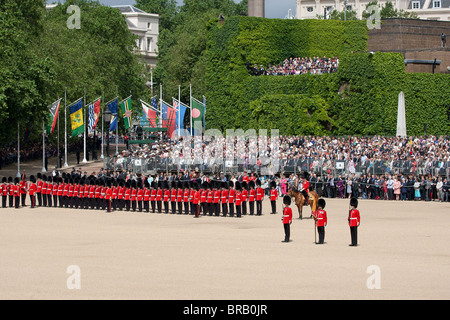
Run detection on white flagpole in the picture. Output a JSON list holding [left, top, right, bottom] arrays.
[[190, 83, 192, 136], [100, 102, 104, 159], [160, 84, 163, 140], [64, 89, 68, 167], [82, 91, 87, 163], [16, 122, 20, 178], [178, 85, 181, 136], [42, 121, 46, 172]]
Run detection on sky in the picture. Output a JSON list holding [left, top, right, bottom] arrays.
[[47, 0, 297, 19]]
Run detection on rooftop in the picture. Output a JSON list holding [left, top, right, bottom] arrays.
[[111, 5, 147, 14]]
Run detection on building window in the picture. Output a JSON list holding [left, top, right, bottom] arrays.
[[138, 38, 142, 50], [147, 22, 152, 30], [307, 7, 313, 12], [412, 1, 420, 9], [147, 38, 152, 52], [346, 5, 352, 11], [433, 0, 441, 8]]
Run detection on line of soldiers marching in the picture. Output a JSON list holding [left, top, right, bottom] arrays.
[[1, 173, 279, 218]]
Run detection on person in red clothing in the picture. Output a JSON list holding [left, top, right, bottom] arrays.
[[200, 182, 208, 216], [41, 175, 48, 207], [28, 175, 37, 208], [176, 181, 183, 214], [131, 180, 138, 212], [300, 172, 310, 206], [248, 180, 256, 215], [117, 181, 125, 211], [213, 181, 221, 216], [124, 181, 132, 211], [270, 181, 278, 214], [313, 198, 327, 244], [163, 181, 170, 214], [170, 181, 177, 214], [105, 179, 112, 213], [45, 175, 52, 208], [19, 172, 28, 207], [221, 181, 228, 217], [137, 179, 144, 212], [193, 183, 201, 218], [150, 181, 157, 213], [241, 181, 248, 215], [228, 181, 235, 217], [256, 179, 264, 216], [8, 177, 14, 207], [52, 177, 59, 208], [156, 181, 163, 213], [1, 177, 8, 208], [143, 180, 151, 212], [36, 173, 43, 207], [78, 178, 85, 210], [207, 182, 214, 216], [235, 181, 242, 218], [348, 197, 361, 246], [282, 195, 293, 243]]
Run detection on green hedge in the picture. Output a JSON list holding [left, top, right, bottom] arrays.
[[205, 16, 450, 136]]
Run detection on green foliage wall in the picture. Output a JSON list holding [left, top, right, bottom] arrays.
[[205, 16, 450, 136]]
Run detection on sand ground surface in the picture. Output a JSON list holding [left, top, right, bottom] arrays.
[[0, 196, 449, 300]]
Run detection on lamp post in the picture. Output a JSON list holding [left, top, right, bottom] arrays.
[[103, 109, 112, 158], [344, 0, 347, 21]]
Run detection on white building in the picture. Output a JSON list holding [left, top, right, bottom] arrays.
[[113, 5, 159, 67], [295, 0, 450, 21]]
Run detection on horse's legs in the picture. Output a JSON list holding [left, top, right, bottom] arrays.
[[298, 202, 303, 219]]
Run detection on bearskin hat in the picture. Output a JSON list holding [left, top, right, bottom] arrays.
[[283, 195, 291, 205], [318, 198, 326, 209], [350, 197, 358, 208]]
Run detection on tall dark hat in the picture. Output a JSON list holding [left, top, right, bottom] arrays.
[[350, 197, 358, 208], [318, 198, 326, 209], [283, 195, 291, 205]]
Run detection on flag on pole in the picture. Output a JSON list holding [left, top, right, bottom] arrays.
[[47, 98, 62, 134], [173, 98, 187, 132], [88, 98, 101, 133], [107, 98, 118, 132], [120, 97, 132, 129], [141, 96, 158, 128], [69, 99, 84, 137], [191, 97, 205, 127], [161, 100, 176, 137]]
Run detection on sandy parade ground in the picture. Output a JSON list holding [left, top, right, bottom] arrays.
[[0, 195, 449, 301]]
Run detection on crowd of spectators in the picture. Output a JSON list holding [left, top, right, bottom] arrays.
[[248, 56, 339, 76]]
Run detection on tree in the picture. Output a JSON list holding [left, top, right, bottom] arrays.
[[362, 1, 418, 19]]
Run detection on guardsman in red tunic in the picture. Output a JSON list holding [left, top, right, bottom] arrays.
[[143, 180, 151, 212], [241, 181, 248, 215], [8, 177, 14, 207], [281, 195, 293, 242], [228, 181, 235, 217], [45, 176, 52, 208], [137, 180, 144, 212], [313, 198, 327, 244], [73, 179, 80, 209], [41, 175, 48, 207], [1, 177, 8, 208], [256, 179, 264, 216], [117, 181, 125, 211], [235, 181, 242, 218], [95, 180, 102, 210], [111, 180, 118, 211], [83, 179, 90, 210], [193, 183, 201, 218], [170, 181, 177, 214], [183, 181, 190, 215], [52, 177, 58, 208], [200, 182, 208, 215], [270, 181, 278, 214], [207, 182, 214, 216], [130, 180, 137, 212], [189, 182, 196, 215], [68, 179, 74, 208], [156, 181, 163, 213], [89, 180, 95, 209], [163, 181, 170, 214], [105, 179, 112, 213], [14, 177, 21, 209], [57, 178, 64, 208], [248, 180, 256, 215], [36, 173, 43, 207], [150, 181, 157, 213], [348, 197, 360, 246], [78, 179, 84, 210], [176, 181, 183, 214], [63, 178, 69, 208], [19, 173, 28, 207], [124, 181, 131, 211], [28, 175, 37, 208], [221, 181, 228, 217], [213, 182, 221, 216]]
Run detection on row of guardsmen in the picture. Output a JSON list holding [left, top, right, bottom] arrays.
[[1, 173, 281, 217]]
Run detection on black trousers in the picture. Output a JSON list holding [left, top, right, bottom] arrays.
[[249, 201, 254, 215], [242, 202, 247, 215], [144, 201, 149, 212], [222, 203, 228, 217], [214, 203, 220, 216], [177, 201, 182, 214], [270, 200, 276, 213], [29, 195, 36, 208], [157, 200, 162, 213], [2, 195, 6, 208], [228, 203, 234, 216], [164, 201, 169, 213], [208, 203, 214, 216], [53, 195, 58, 208], [283, 223, 290, 241], [256, 200, 262, 215], [184, 202, 189, 214], [350, 226, 358, 246], [236, 204, 241, 217], [37, 193, 42, 206], [317, 226, 325, 244], [138, 200, 143, 212], [171, 201, 176, 214], [193, 203, 199, 218], [151, 200, 155, 212], [21, 193, 26, 206]]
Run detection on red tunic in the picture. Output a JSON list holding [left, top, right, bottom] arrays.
[[282, 207, 293, 224], [348, 209, 360, 227]]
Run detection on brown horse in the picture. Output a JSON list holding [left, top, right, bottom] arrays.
[[288, 187, 319, 219]]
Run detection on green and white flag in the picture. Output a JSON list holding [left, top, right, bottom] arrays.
[[120, 96, 132, 130]]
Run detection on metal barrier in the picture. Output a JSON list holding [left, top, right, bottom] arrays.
[[104, 156, 450, 179]]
